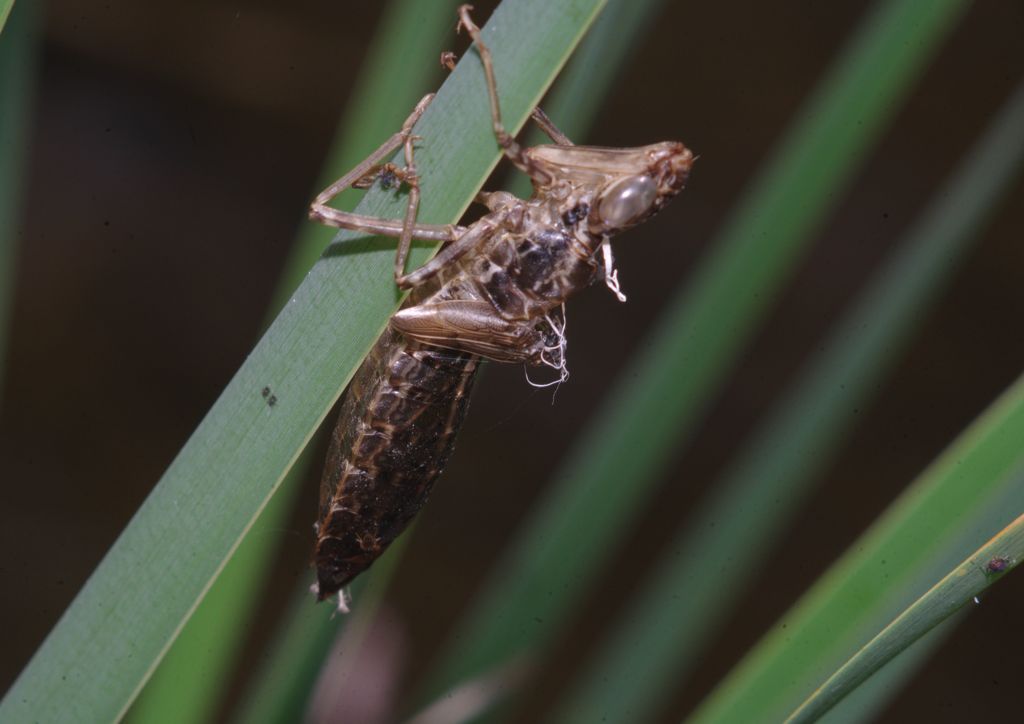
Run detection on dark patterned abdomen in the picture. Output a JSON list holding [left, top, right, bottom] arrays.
[[313, 327, 478, 600]]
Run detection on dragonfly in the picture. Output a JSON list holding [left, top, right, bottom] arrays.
[[308, 5, 694, 611]]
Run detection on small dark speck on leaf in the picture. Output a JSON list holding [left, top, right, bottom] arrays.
[[986, 556, 1010, 574]]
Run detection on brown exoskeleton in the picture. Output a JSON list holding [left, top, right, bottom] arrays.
[[309, 5, 693, 611]]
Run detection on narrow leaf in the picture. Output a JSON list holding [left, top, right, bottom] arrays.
[[691, 372, 1024, 722], [0, 0, 37, 402], [788, 512, 1024, 723]]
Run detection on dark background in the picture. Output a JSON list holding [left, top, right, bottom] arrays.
[[2, 1, 1023, 721]]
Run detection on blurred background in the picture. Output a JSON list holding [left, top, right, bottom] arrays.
[[1, 0, 1023, 721]]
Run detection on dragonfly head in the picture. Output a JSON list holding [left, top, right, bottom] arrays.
[[587, 141, 694, 236]]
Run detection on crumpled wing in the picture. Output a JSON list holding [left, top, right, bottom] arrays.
[[392, 299, 542, 363]]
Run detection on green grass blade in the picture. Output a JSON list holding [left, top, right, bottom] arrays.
[[691, 372, 1024, 722], [0, 1, 607, 720], [127, 2, 458, 722], [789, 512, 1024, 723], [819, 617, 959, 724], [425, 0, 968, 698], [0, 0, 15, 35], [549, 75, 1024, 724], [0, 0, 37, 406]]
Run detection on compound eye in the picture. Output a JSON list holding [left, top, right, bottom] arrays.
[[596, 175, 658, 228]]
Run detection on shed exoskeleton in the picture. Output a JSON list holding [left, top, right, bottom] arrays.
[[308, 5, 694, 610]]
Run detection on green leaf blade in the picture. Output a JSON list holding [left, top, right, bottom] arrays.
[[691, 373, 1024, 722], [789, 513, 1024, 723]]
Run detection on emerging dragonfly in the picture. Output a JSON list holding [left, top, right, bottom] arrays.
[[309, 5, 694, 611]]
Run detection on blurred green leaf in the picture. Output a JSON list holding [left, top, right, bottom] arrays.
[[0, 0, 37, 404], [692, 372, 1024, 722], [550, 73, 1024, 724], [424, 0, 968, 702], [233, 532, 408, 724], [0, 0, 16, 35]]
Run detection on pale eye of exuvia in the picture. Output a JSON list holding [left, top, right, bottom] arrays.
[[597, 175, 658, 227]]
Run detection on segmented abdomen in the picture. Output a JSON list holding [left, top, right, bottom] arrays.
[[313, 326, 478, 600]]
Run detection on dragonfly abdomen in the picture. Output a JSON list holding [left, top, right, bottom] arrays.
[[313, 326, 478, 600]]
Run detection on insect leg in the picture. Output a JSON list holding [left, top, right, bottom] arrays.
[[395, 212, 503, 289], [309, 93, 464, 256], [529, 107, 574, 146], [442, 45, 573, 147], [456, 5, 554, 186]]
